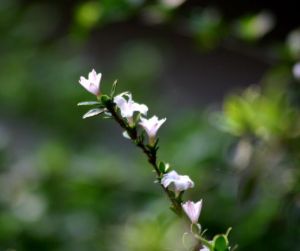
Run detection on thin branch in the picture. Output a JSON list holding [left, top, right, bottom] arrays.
[[104, 99, 182, 215]]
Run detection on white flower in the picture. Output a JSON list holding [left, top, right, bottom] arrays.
[[114, 92, 148, 125], [161, 170, 194, 196], [79, 69, 102, 96], [182, 200, 203, 224], [293, 62, 300, 80], [199, 246, 209, 251], [139, 116, 166, 145]]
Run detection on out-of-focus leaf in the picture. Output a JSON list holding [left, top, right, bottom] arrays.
[[189, 8, 227, 50], [234, 11, 275, 41], [75, 1, 103, 29], [287, 28, 300, 59]]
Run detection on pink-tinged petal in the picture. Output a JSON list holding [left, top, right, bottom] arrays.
[[155, 117, 166, 133], [132, 103, 148, 115], [182, 200, 202, 224], [79, 76, 89, 89], [88, 69, 97, 82], [88, 83, 100, 96], [78, 69, 101, 96], [114, 92, 148, 120], [161, 170, 194, 195], [139, 116, 166, 140], [114, 95, 127, 108]]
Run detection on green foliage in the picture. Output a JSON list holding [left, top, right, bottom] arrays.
[[158, 161, 170, 174], [189, 8, 227, 50], [233, 11, 275, 41], [75, 1, 103, 29], [221, 86, 300, 140], [1, 0, 300, 250], [213, 235, 229, 251]]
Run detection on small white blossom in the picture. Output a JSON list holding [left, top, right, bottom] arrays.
[[199, 246, 209, 251], [139, 116, 166, 145], [114, 92, 148, 125], [182, 200, 203, 224], [161, 170, 194, 196], [293, 62, 300, 80], [79, 69, 101, 96]]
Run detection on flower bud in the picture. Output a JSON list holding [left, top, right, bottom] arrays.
[[79, 69, 101, 96], [182, 200, 203, 224], [139, 116, 166, 145], [100, 94, 111, 105]]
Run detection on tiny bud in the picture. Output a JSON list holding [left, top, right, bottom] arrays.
[[79, 69, 101, 96], [100, 95, 111, 105], [182, 200, 203, 224], [139, 116, 166, 146]]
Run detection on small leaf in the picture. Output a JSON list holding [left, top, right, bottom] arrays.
[[82, 108, 105, 119], [103, 111, 113, 119], [110, 79, 118, 97], [100, 94, 111, 105], [159, 162, 165, 173], [122, 131, 131, 139], [77, 101, 101, 106], [159, 161, 170, 173], [213, 235, 229, 251]]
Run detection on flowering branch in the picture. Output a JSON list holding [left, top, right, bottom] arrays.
[[100, 94, 182, 215], [76, 69, 234, 251], [102, 94, 185, 215]]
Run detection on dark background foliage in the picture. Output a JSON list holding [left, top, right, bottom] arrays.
[[0, 0, 299, 250]]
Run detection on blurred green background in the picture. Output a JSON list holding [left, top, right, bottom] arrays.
[[0, 0, 299, 250]]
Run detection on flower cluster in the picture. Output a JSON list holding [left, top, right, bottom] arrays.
[[77, 69, 232, 251], [78, 69, 166, 146]]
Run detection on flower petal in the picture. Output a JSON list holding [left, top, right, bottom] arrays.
[[161, 170, 194, 193], [182, 200, 202, 224], [79, 69, 101, 95]]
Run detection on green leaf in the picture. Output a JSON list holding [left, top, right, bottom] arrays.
[[82, 108, 105, 119], [103, 111, 112, 119], [100, 94, 111, 105], [158, 161, 170, 173], [159, 162, 165, 173], [213, 235, 229, 251], [234, 11, 274, 41], [77, 101, 101, 106]]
